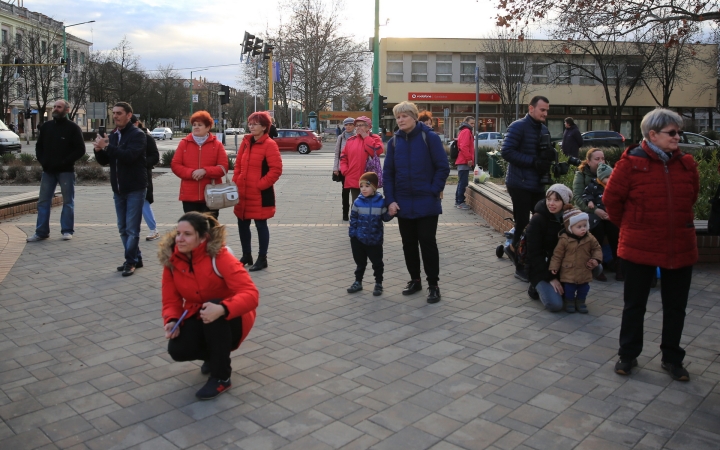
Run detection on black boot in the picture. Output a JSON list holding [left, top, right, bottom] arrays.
[[239, 254, 253, 266], [249, 254, 268, 272]]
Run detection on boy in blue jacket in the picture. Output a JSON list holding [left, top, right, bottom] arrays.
[[347, 172, 395, 296]]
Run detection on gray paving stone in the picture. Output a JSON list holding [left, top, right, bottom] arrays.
[[311, 421, 364, 448]]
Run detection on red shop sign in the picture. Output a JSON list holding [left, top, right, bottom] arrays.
[[408, 92, 500, 102]]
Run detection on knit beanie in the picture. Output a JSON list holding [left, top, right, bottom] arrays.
[[563, 209, 589, 233], [343, 117, 355, 125], [546, 183, 573, 205], [359, 172, 379, 190], [596, 163, 613, 181]]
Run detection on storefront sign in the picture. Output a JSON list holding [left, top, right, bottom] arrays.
[[408, 92, 500, 102]]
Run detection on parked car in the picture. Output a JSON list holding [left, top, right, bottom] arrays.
[[581, 130, 625, 148], [225, 128, 240, 135], [150, 127, 173, 140], [238, 127, 245, 134], [476, 132, 503, 148], [0, 120, 21, 154], [273, 129, 323, 154], [678, 132, 720, 152]]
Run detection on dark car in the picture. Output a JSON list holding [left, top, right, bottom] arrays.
[[678, 132, 720, 152], [581, 130, 625, 148], [273, 129, 323, 154]]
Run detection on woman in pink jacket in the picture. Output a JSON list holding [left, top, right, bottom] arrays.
[[339, 116, 383, 200]]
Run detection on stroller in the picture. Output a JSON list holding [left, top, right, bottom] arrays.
[[495, 218, 523, 265]]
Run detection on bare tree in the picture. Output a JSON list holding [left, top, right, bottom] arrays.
[[0, 37, 21, 122], [103, 37, 145, 104], [20, 25, 64, 125], [67, 46, 93, 121], [142, 64, 186, 128]]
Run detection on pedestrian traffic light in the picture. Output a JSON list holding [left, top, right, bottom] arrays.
[[252, 38, 263, 57], [61, 57, 70, 73], [379, 95, 387, 112], [242, 32, 255, 54], [14, 57, 22, 76], [262, 43, 274, 60], [220, 84, 230, 105]]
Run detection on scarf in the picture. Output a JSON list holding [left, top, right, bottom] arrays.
[[596, 178, 607, 188], [193, 134, 209, 147], [644, 139, 670, 163]]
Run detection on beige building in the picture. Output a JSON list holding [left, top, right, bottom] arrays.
[[379, 37, 717, 142]]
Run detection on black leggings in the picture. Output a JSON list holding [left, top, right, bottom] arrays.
[[398, 215, 440, 285], [506, 187, 545, 249], [342, 187, 351, 218]]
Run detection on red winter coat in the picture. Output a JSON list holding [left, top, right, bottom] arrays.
[[339, 133, 383, 189], [232, 133, 283, 220], [171, 133, 229, 202], [455, 124, 474, 166], [159, 231, 258, 348], [603, 142, 699, 269]]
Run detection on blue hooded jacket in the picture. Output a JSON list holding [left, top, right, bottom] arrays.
[[501, 114, 549, 193], [383, 122, 450, 219], [349, 192, 393, 246]]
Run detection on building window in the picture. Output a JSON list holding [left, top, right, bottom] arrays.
[[386, 52, 403, 82], [485, 56, 500, 83], [579, 63, 595, 85], [509, 57, 525, 81], [1, 30, 7, 45], [73, 50, 78, 63], [80, 52, 85, 64], [411, 54, 427, 82], [569, 106, 588, 115], [626, 58, 641, 79], [16, 83, 22, 97], [436, 54, 452, 83], [606, 64, 619, 86], [41, 40, 47, 55], [15, 33, 21, 50], [461, 54, 476, 83], [53, 87, 59, 99], [532, 63, 548, 84], [52, 44, 58, 58], [454, 104, 473, 113], [555, 64, 571, 84]]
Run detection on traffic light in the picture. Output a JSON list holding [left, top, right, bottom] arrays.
[[61, 57, 70, 73], [379, 95, 387, 112], [220, 84, 230, 105], [262, 43, 274, 60], [242, 32, 255, 54], [14, 57, 22, 76], [252, 38, 263, 57]]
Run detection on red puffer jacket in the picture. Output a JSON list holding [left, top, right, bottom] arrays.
[[171, 133, 229, 202], [339, 133, 383, 189], [159, 231, 258, 348], [232, 133, 283, 220], [604, 142, 699, 269]]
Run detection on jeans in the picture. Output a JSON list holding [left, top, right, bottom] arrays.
[[238, 219, 270, 256], [398, 215, 440, 285], [182, 201, 219, 220], [35, 171, 75, 237], [535, 280, 564, 312], [564, 282, 590, 300], [113, 189, 146, 266], [618, 261, 692, 365], [350, 237, 384, 283], [142, 200, 156, 231], [507, 186, 545, 249], [455, 169, 469, 205]]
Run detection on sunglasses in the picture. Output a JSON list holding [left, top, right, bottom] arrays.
[[657, 129, 684, 137]]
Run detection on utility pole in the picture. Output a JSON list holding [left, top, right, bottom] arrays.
[[371, 0, 380, 134], [475, 65, 480, 164], [63, 20, 95, 101]]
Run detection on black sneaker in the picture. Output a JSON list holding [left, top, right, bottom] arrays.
[[200, 361, 210, 375], [427, 286, 441, 304], [347, 281, 363, 293], [503, 245, 517, 265], [373, 283, 383, 296], [195, 377, 231, 400], [614, 357, 638, 376], [661, 361, 690, 382], [122, 264, 136, 277], [514, 266, 529, 282], [402, 280, 422, 295], [527, 284, 540, 300], [117, 259, 143, 271]]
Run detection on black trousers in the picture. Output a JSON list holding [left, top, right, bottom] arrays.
[[183, 201, 219, 220], [349, 188, 361, 203], [350, 237, 383, 283], [506, 186, 545, 249], [168, 312, 243, 380], [342, 187, 351, 218], [618, 261, 693, 365], [590, 219, 619, 260], [398, 215, 440, 285]]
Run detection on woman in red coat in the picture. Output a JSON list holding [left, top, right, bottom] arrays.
[[232, 111, 283, 271], [339, 116, 383, 201], [159, 212, 259, 400], [171, 111, 229, 219], [604, 108, 699, 382]]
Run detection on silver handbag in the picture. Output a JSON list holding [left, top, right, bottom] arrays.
[[204, 166, 239, 210]]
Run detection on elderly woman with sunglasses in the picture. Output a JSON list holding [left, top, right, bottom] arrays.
[[604, 108, 699, 381]]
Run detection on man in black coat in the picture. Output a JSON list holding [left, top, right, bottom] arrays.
[[561, 117, 583, 158], [27, 100, 86, 242], [93, 102, 147, 277]]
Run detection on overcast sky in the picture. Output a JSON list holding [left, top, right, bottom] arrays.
[[26, 0, 497, 87]]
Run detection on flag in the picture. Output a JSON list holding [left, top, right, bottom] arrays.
[[273, 61, 281, 82]]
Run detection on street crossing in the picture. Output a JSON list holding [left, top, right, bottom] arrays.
[[280, 151, 335, 174]]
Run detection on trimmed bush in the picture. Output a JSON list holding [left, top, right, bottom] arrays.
[[29, 166, 43, 181], [19, 153, 36, 165], [1, 152, 16, 164], [161, 149, 175, 167], [76, 164, 108, 181], [695, 150, 720, 220], [7, 165, 30, 182]]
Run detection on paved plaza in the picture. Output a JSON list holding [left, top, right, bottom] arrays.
[[0, 151, 719, 449]]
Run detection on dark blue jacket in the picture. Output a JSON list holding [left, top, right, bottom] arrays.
[[95, 124, 147, 194], [349, 192, 393, 246], [383, 122, 450, 219], [501, 114, 549, 193]]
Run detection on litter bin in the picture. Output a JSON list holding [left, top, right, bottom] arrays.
[[488, 151, 504, 178]]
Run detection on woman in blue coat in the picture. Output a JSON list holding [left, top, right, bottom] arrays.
[[383, 101, 450, 303]]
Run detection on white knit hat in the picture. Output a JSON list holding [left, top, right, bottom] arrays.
[[563, 209, 589, 233], [547, 183, 573, 205]]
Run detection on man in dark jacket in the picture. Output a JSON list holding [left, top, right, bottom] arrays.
[[27, 100, 85, 242], [561, 117, 583, 158], [93, 102, 147, 276], [501, 95, 551, 281]]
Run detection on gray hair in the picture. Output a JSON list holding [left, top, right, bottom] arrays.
[[392, 101, 419, 120], [54, 100, 70, 111], [641, 108, 684, 139]]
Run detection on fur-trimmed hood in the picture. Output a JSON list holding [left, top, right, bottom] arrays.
[[157, 224, 227, 268]]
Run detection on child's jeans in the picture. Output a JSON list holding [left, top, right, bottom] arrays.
[[564, 282, 590, 300], [350, 237, 383, 283]]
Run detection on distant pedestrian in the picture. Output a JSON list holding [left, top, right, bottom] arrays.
[[333, 117, 356, 221], [8, 123, 15, 133], [269, 118, 278, 139], [336, 124, 341, 136], [27, 100, 85, 242], [454, 116, 475, 210], [418, 111, 433, 129], [339, 116, 383, 201], [561, 117, 583, 158], [93, 102, 147, 277], [132, 116, 160, 241], [346, 172, 394, 296]]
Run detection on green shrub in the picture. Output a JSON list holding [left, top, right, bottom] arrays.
[[695, 150, 720, 220], [228, 157, 235, 171], [1, 152, 16, 164], [76, 164, 108, 181], [77, 153, 91, 165], [702, 129, 719, 141], [476, 146, 497, 170], [29, 166, 42, 181], [19, 153, 35, 165], [161, 150, 175, 167], [7, 165, 30, 182]]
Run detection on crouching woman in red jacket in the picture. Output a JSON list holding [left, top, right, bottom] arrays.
[[159, 212, 258, 400]]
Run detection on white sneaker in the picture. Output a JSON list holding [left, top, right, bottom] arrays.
[[62, 233, 72, 240], [26, 234, 48, 242], [146, 230, 160, 241]]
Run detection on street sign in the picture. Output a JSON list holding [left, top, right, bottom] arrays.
[[192, 94, 199, 103], [87, 102, 107, 120]]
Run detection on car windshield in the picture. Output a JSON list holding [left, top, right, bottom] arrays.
[[0, 120, 10, 131], [152, 128, 165, 132]]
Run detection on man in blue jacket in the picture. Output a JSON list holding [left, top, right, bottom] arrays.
[[501, 96, 551, 282], [93, 102, 147, 277]]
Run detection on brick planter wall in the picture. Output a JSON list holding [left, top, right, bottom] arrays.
[[0, 196, 62, 220]]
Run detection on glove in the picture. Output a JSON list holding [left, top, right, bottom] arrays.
[[534, 159, 552, 174]]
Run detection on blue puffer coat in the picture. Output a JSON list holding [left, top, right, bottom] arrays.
[[383, 122, 450, 219], [501, 114, 549, 193], [349, 192, 393, 246]]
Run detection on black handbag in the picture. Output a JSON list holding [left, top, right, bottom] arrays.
[[332, 171, 345, 183]]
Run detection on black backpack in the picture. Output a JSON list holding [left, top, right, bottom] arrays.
[[450, 140, 459, 161]]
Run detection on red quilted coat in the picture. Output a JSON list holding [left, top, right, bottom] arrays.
[[604, 142, 699, 269], [339, 134, 383, 189], [232, 133, 283, 220], [171, 133, 229, 202]]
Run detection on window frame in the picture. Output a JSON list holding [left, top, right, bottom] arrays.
[[386, 52, 403, 83], [460, 54, 476, 83], [435, 53, 452, 83], [411, 53, 428, 82]]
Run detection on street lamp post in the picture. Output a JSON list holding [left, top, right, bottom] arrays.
[[371, 0, 380, 134], [63, 20, 95, 101], [189, 68, 208, 117]]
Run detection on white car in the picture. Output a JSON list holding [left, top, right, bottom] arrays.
[[476, 132, 503, 149], [225, 128, 237, 135], [150, 127, 173, 140]]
